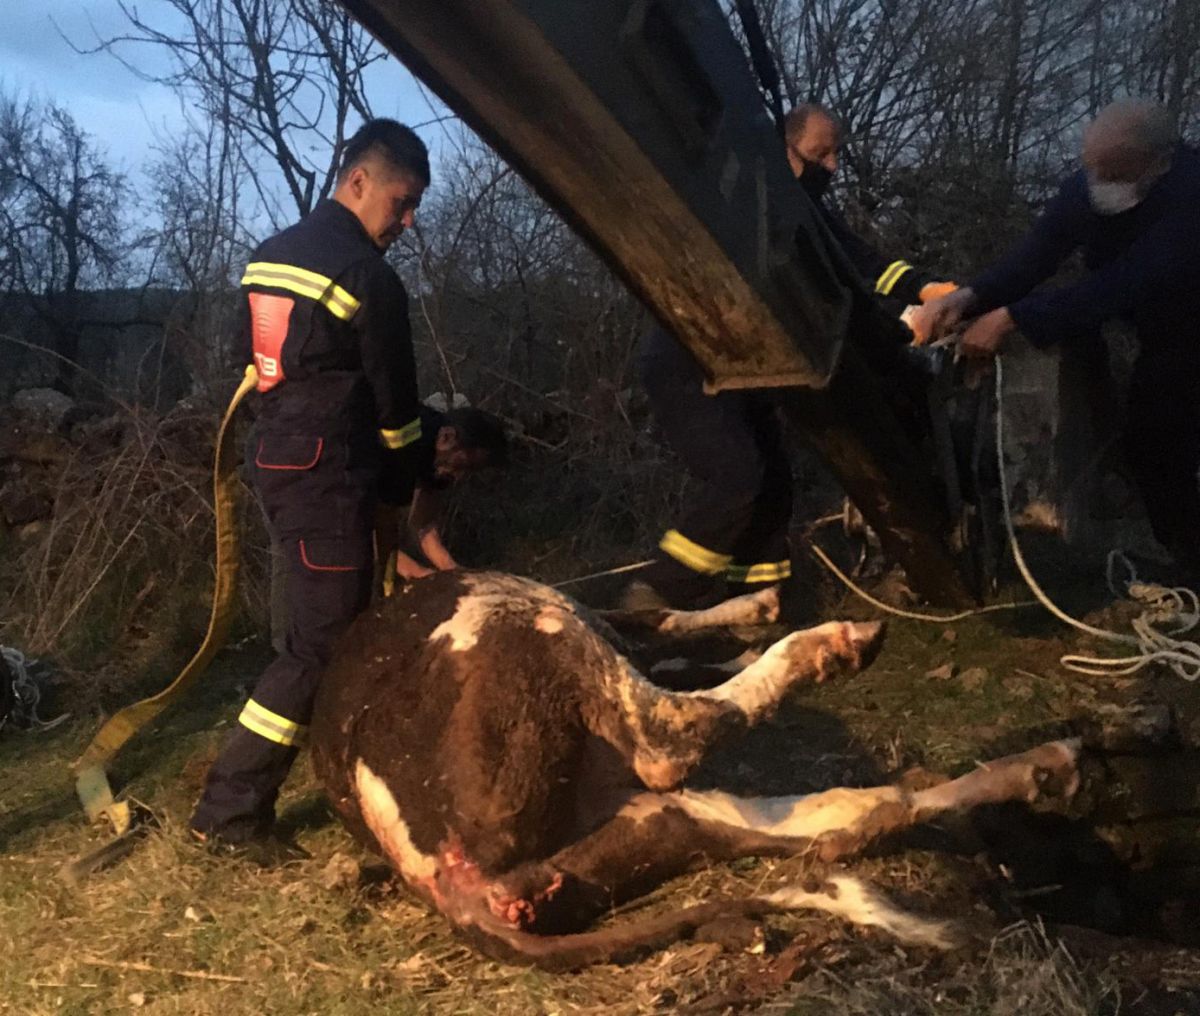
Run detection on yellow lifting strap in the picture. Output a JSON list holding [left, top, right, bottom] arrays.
[[72, 365, 260, 833]]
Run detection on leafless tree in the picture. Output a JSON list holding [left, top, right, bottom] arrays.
[[742, 0, 1198, 275], [79, 0, 384, 225], [146, 114, 254, 392], [0, 94, 129, 393]]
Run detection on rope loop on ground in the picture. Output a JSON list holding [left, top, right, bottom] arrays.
[[808, 354, 1200, 682], [1, 645, 70, 732]]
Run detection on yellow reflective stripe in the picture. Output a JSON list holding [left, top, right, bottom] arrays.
[[659, 530, 732, 574], [875, 260, 913, 296], [238, 698, 307, 747], [726, 560, 792, 584], [241, 261, 361, 321], [379, 417, 422, 450]]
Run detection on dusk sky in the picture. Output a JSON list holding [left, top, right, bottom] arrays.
[[2, 0, 449, 189]]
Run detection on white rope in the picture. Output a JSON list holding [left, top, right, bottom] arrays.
[[806, 354, 1200, 681], [995, 356, 1200, 680], [552, 559, 654, 589], [806, 538, 1036, 622]]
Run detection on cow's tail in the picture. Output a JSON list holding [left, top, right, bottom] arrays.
[[460, 874, 961, 972]]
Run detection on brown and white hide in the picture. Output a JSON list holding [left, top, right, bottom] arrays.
[[311, 571, 1079, 970]]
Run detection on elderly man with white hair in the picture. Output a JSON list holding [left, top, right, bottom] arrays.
[[916, 100, 1200, 580]]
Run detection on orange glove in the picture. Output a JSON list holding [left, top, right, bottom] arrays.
[[918, 281, 959, 303], [908, 283, 970, 346]]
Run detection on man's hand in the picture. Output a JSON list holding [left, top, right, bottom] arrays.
[[394, 551, 434, 582], [909, 285, 976, 346], [959, 306, 1015, 358], [418, 526, 458, 572]]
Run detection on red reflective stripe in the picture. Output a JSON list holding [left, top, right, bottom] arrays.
[[298, 539, 358, 572], [248, 292, 294, 392], [255, 437, 323, 470]]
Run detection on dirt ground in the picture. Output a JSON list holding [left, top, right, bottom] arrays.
[[5, 539, 1200, 1015]]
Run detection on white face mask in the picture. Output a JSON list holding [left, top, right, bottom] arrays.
[[1087, 178, 1142, 216]]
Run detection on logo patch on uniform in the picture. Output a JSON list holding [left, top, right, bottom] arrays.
[[249, 292, 294, 392]]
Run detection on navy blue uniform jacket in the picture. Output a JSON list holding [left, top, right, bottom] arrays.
[[970, 146, 1200, 352]]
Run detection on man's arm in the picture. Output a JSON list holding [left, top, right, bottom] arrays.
[[1007, 204, 1200, 347], [409, 483, 457, 571], [968, 180, 1082, 314], [916, 179, 1083, 342], [819, 203, 933, 306], [355, 263, 424, 505], [374, 501, 434, 597]]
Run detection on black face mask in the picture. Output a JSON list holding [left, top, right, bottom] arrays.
[[799, 160, 833, 200]]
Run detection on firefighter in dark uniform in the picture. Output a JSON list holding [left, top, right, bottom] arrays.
[[625, 103, 956, 610], [375, 403, 510, 587], [190, 120, 430, 848], [917, 100, 1200, 580]]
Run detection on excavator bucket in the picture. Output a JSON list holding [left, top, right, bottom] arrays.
[[341, 0, 856, 392]]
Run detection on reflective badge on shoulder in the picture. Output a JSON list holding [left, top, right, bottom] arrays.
[[249, 292, 295, 392]]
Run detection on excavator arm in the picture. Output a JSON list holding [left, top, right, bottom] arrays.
[[338, 0, 974, 605]]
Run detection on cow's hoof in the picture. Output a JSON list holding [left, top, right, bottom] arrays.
[[846, 620, 887, 671]]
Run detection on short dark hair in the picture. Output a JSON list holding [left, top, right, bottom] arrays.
[[338, 119, 431, 187], [445, 408, 509, 468], [784, 102, 841, 147]]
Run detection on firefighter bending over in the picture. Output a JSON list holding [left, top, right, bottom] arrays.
[[191, 120, 430, 851], [376, 402, 509, 587]]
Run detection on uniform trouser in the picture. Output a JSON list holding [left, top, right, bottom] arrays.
[[639, 328, 793, 606], [265, 509, 288, 656], [1124, 350, 1200, 575], [191, 429, 375, 842]]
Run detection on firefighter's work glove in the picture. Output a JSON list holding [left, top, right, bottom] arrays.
[[909, 286, 976, 346], [918, 281, 959, 304], [908, 282, 960, 345]]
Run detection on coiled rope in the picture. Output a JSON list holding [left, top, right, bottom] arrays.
[[993, 357, 1200, 680], [809, 354, 1200, 681], [1, 646, 70, 732]]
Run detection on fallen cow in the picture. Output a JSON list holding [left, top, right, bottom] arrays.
[[311, 571, 1080, 969]]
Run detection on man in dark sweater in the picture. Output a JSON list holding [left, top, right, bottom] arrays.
[[917, 100, 1200, 576]]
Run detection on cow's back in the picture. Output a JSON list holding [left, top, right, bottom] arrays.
[[312, 571, 604, 875]]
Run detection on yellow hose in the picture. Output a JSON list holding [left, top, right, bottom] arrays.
[[73, 365, 259, 831]]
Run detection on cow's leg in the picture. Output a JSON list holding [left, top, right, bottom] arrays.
[[599, 584, 782, 634], [685, 619, 885, 725], [488, 739, 1079, 937], [656, 584, 782, 633], [485, 788, 952, 950], [580, 620, 885, 790], [670, 738, 1081, 861], [648, 647, 763, 689]]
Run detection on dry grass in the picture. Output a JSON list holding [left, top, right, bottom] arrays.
[[4, 601, 1197, 1016], [0, 400, 270, 694], [2, 391, 1198, 1013], [782, 922, 1121, 1015]]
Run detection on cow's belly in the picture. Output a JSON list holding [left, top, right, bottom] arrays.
[[312, 571, 605, 878]]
